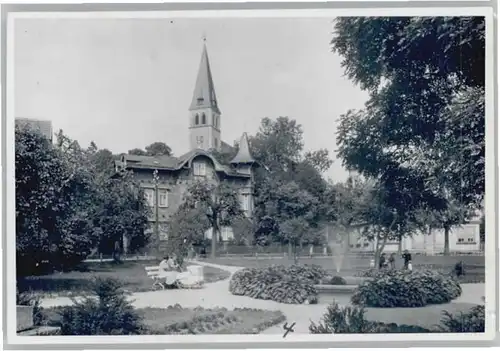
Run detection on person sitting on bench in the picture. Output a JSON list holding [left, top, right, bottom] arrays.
[[159, 255, 180, 286]]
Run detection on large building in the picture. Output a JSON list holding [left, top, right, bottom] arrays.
[[114, 42, 256, 244]]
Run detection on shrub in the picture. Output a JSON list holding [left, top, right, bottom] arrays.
[[309, 302, 431, 334], [229, 264, 326, 304], [439, 305, 485, 332], [355, 268, 379, 278], [351, 270, 461, 308], [56, 277, 144, 335]]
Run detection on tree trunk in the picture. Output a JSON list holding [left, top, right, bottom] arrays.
[[444, 225, 450, 256], [374, 235, 388, 270], [211, 226, 218, 259], [397, 237, 402, 255], [287, 242, 293, 260]]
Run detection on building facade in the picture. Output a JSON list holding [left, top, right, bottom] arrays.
[[16, 118, 53, 142], [323, 217, 482, 254], [115, 42, 256, 244]]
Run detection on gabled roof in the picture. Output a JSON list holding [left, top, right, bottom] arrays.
[[119, 149, 250, 178], [231, 133, 255, 164], [189, 43, 220, 114]]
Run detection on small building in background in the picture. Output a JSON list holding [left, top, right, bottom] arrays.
[[15, 118, 53, 142]]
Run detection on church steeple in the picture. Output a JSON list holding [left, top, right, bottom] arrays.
[[189, 42, 220, 114], [188, 40, 222, 151]]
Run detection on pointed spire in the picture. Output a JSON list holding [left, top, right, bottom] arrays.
[[231, 132, 255, 164], [189, 41, 220, 114]]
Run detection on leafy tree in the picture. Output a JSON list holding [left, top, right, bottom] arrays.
[[16, 126, 99, 275], [179, 181, 244, 258], [358, 181, 422, 267], [249, 117, 332, 246], [262, 181, 320, 259], [167, 206, 210, 260], [89, 146, 116, 176], [128, 148, 147, 156], [145, 142, 172, 157], [333, 17, 485, 255], [280, 218, 311, 263], [325, 176, 372, 245], [128, 142, 173, 157]]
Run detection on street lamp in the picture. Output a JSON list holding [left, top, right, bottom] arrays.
[[153, 169, 160, 256]]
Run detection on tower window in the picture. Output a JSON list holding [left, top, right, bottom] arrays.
[[196, 136, 204, 148], [202, 113, 206, 125], [195, 114, 199, 125], [214, 137, 218, 148]]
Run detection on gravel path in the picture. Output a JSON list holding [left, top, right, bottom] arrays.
[[39, 260, 485, 334]]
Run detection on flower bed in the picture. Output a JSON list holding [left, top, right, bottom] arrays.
[[229, 264, 327, 304], [38, 304, 286, 335], [351, 270, 462, 308]]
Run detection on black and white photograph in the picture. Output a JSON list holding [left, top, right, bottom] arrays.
[[4, 5, 496, 346]]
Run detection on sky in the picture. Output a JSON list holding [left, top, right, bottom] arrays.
[[14, 17, 369, 182]]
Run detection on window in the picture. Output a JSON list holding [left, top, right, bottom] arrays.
[[214, 137, 218, 149], [195, 114, 199, 125], [456, 225, 477, 244], [158, 189, 168, 208], [144, 188, 154, 207], [240, 193, 250, 212], [201, 113, 206, 124], [221, 227, 234, 241], [196, 136, 204, 148], [193, 162, 206, 177]]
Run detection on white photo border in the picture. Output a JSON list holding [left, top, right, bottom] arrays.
[[2, 4, 497, 348]]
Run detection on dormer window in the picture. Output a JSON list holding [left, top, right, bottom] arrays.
[[197, 97, 204, 106], [193, 162, 206, 177]]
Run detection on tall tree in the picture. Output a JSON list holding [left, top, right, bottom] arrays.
[[333, 17, 485, 255], [179, 181, 244, 259], [249, 117, 332, 246], [16, 127, 99, 275], [168, 206, 210, 262], [333, 17, 485, 207]]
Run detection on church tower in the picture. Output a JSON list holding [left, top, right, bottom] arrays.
[[189, 41, 221, 151]]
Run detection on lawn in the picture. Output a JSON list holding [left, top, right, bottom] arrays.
[[204, 255, 485, 283], [35, 305, 286, 335], [18, 260, 231, 297]]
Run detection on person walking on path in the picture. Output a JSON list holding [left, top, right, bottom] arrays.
[[402, 250, 412, 270], [379, 253, 387, 270], [388, 253, 396, 270]]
